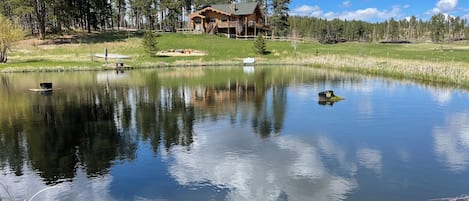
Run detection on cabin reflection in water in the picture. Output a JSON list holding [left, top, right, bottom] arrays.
[[192, 80, 257, 108]]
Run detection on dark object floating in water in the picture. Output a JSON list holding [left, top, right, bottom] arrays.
[[40, 82, 52, 89], [29, 82, 58, 92], [318, 90, 344, 105]]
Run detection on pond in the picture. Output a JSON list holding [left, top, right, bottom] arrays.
[[1, 66, 469, 201]]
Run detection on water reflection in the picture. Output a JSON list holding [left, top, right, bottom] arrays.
[[168, 127, 357, 201], [0, 68, 288, 184], [318, 100, 339, 106], [428, 87, 452, 106], [434, 112, 469, 172], [356, 148, 382, 175], [1, 67, 469, 200], [0, 167, 113, 201]]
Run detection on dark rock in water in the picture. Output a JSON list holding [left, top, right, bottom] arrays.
[[40, 82, 53, 89], [318, 90, 334, 99], [318, 90, 344, 103]]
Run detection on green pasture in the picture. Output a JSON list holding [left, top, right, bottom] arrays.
[[3, 31, 469, 69]]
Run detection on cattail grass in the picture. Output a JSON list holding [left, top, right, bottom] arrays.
[[254, 54, 469, 87]]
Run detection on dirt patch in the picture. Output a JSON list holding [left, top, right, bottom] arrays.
[[14, 35, 81, 51], [157, 49, 207, 56], [40, 35, 79, 45]]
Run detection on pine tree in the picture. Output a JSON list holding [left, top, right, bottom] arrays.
[[271, 0, 290, 37], [142, 30, 159, 56], [431, 13, 446, 43], [254, 34, 266, 55], [388, 18, 399, 41]]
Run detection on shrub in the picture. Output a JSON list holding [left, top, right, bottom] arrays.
[[142, 31, 159, 56], [253, 34, 266, 55], [0, 16, 24, 63]]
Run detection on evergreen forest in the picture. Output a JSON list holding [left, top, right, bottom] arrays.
[[1, 0, 468, 43]]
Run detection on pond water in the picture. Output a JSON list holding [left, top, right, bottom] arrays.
[[1, 66, 469, 201]]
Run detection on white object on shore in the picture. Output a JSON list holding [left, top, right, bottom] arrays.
[[243, 57, 255, 65], [95, 54, 131, 59]]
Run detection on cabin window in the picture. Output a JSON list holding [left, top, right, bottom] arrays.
[[221, 18, 228, 22], [210, 18, 216, 23]]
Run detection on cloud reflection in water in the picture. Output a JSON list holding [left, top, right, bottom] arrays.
[[434, 112, 469, 172], [356, 148, 383, 175], [167, 125, 357, 201], [0, 166, 113, 201]]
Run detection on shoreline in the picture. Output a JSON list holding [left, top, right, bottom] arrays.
[[2, 55, 469, 88]]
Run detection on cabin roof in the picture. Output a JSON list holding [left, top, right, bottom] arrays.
[[211, 2, 259, 16]]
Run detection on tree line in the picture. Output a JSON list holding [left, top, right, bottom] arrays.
[[289, 14, 469, 44], [0, 0, 200, 39], [1, 0, 468, 44], [0, 0, 274, 39]]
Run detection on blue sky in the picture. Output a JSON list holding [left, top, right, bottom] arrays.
[[289, 0, 469, 22]]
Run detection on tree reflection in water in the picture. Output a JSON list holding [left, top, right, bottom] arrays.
[[0, 67, 361, 187]]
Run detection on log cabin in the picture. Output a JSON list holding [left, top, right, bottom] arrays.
[[188, 2, 269, 37]]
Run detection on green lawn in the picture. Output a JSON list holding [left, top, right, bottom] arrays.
[[3, 31, 469, 72]]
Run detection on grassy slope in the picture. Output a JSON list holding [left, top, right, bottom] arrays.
[[3, 31, 469, 85]]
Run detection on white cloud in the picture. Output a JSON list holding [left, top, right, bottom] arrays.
[[290, 5, 323, 17], [463, 14, 469, 20], [327, 6, 403, 21], [436, 0, 458, 12], [341, 0, 351, 8], [427, 0, 458, 14], [290, 5, 404, 21]]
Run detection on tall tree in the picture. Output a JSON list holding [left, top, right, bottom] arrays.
[[31, 0, 48, 39], [388, 18, 399, 41], [270, 0, 289, 37], [431, 13, 446, 43], [160, 0, 183, 31], [3, 0, 35, 35], [115, 0, 126, 30], [408, 16, 417, 39]]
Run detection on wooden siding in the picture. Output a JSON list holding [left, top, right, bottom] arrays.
[[189, 3, 266, 36]]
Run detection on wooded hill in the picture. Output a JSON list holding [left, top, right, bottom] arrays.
[[1, 0, 468, 44]]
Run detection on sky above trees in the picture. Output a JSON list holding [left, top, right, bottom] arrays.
[[289, 0, 468, 22]]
